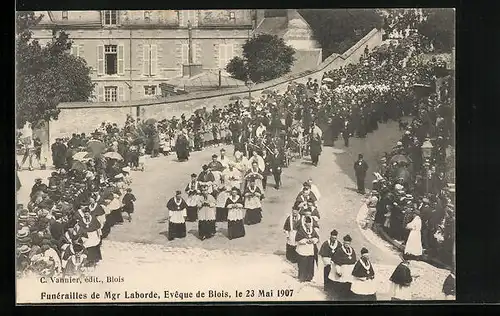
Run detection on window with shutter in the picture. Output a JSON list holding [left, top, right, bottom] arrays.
[[98, 86, 104, 102], [97, 45, 104, 75], [118, 86, 124, 101], [117, 44, 124, 75], [219, 44, 226, 69], [226, 44, 234, 64], [143, 44, 150, 75], [182, 44, 188, 65], [79, 44, 84, 58], [150, 44, 157, 75]]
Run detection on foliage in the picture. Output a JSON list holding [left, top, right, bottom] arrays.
[[226, 34, 295, 83], [418, 9, 455, 52], [298, 9, 383, 58], [16, 11, 95, 127]]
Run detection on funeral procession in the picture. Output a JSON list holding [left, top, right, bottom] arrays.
[[16, 9, 455, 302]]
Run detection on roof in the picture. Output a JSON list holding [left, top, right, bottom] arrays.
[[290, 50, 322, 74], [254, 17, 288, 37], [166, 71, 246, 89]]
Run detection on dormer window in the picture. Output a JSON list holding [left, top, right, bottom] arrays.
[[103, 10, 118, 26], [62, 11, 68, 20], [144, 10, 152, 22], [229, 11, 236, 21]]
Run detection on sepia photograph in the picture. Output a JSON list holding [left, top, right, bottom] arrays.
[[15, 8, 456, 303]]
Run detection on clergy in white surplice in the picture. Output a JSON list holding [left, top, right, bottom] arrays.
[[166, 191, 188, 241], [294, 216, 319, 282], [225, 187, 246, 240], [244, 161, 264, 194], [197, 165, 216, 195], [329, 234, 357, 300], [197, 184, 217, 240], [243, 178, 263, 225], [319, 229, 340, 293], [283, 207, 301, 264], [185, 173, 202, 222], [350, 247, 376, 301]]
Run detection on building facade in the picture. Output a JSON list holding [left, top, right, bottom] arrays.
[[32, 10, 254, 102]]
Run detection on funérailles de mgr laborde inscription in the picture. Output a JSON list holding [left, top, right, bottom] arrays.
[[36, 275, 295, 301]]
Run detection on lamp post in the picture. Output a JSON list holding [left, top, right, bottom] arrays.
[[421, 138, 434, 193], [245, 75, 254, 108]]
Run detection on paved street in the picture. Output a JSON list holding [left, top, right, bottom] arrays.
[[17, 120, 450, 301]]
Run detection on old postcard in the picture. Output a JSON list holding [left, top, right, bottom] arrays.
[[15, 8, 455, 304]]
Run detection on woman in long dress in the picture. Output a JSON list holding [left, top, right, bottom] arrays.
[[225, 187, 245, 240], [78, 208, 102, 267], [243, 178, 263, 225], [404, 209, 423, 259]]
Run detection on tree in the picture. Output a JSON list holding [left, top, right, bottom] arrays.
[[418, 9, 455, 52], [16, 11, 94, 127], [226, 34, 295, 83], [298, 9, 383, 58]]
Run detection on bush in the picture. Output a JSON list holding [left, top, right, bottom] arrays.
[[299, 9, 383, 58]]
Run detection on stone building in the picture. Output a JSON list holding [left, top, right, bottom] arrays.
[[31, 10, 323, 102], [32, 10, 254, 101]]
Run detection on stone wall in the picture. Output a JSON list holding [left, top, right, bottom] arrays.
[[49, 28, 383, 144]]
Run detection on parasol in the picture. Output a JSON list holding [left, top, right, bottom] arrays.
[[144, 118, 158, 125], [87, 140, 105, 153], [72, 151, 94, 161], [71, 161, 88, 172], [103, 152, 124, 160], [261, 89, 273, 94], [390, 154, 409, 164], [229, 95, 241, 101], [322, 78, 334, 83], [243, 95, 255, 100]]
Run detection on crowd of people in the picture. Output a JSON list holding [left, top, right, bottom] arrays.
[[16, 127, 137, 278], [164, 145, 288, 241], [16, 28, 455, 299]]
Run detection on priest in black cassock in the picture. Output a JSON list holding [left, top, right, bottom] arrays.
[[283, 207, 301, 263], [166, 190, 188, 241], [295, 216, 319, 282], [197, 184, 217, 240], [350, 247, 376, 301], [319, 229, 340, 293], [329, 234, 357, 300]]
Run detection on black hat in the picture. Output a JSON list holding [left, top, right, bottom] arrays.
[[330, 230, 338, 236], [175, 190, 182, 195], [361, 247, 369, 255], [191, 173, 197, 178], [202, 165, 208, 171], [212, 154, 218, 158], [343, 234, 352, 242], [73, 243, 84, 253]]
